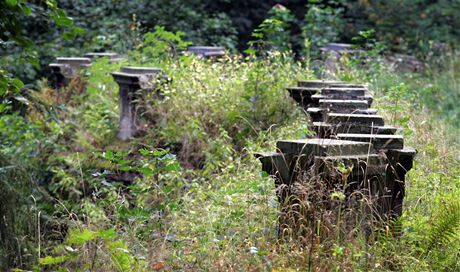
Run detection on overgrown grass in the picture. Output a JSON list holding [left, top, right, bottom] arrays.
[[1, 49, 460, 271]]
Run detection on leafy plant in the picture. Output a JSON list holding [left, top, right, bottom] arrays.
[[301, 1, 345, 56]]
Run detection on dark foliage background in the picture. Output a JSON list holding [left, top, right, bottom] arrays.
[[2, 0, 460, 84]]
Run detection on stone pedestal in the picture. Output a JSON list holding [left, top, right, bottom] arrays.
[[187, 46, 225, 59], [49, 57, 91, 88], [111, 67, 161, 140], [319, 43, 362, 74], [84, 52, 123, 63]]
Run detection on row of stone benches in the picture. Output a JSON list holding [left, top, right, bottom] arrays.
[[49, 46, 225, 89], [49, 46, 226, 140], [256, 80, 416, 229]]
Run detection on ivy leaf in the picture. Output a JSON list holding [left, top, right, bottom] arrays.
[[5, 0, 18, 7]]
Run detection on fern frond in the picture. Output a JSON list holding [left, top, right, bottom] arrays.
[[426, 198, 460, 252]]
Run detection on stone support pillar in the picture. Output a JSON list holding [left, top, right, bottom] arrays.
[[111, 67, 161, 140]]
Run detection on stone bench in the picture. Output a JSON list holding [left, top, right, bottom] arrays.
[[187, 46, 226, 59], [311, 122, 398, 138], [257, 79, 416, 233], [49, 57, 91, 88], [288, 84, 374, 111], [83, 52, 123, 63], [49, 52, 122, 89], [111, 66, 162, 140]]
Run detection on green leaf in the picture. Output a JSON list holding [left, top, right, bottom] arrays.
[[72, 27, 86, 35], [118, 166, 131, 171], [102, 151, 114, 160], [163, 162, 180, 172], [98, 228, 117, 240], [67, 228, 95, 246], [5, 0, 18, 7], [139, 148, 151, 156], [153, 149, 168, 156], [21, 5, 32, 16], [138, 167, 154, 176], [260, 171, 269, 178], [10, 78, 24, 91], [52, 10, 73, 27], [39, 255, 67, 265]]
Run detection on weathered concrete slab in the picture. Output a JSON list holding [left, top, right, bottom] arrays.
[[84, 52, 123, 63], [311, 93, 373, 103], [277, 138, 372, 157], [311, 122, 397, 137], [297, 80, 343, 88], [306, 107, 323, 122], [307, 107, 377, 122], [327, 113, 385, 126], [319, 99, 369, 110], [56, 57, 91, 66], [321, 87, 366, 97], [319, 43, 354, 53], [187, 46, 225, 58], [84, 52, 119, 59], [329, 83, 366, 88], [120, 67, 162, 74], [337, 133, 404, 150]]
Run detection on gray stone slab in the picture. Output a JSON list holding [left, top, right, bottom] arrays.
[[84, 52, 119, 59], [187, 46, 225, 58], [276, 138, 372, 157], [120, 66, 162, 74], [306, 107, 323, 122], [307, 107, 322, 113], [337, 133, 404, 150], [321, 87, 366, 97], [319, 99, 369, 111], [327, 113, 385, 126], [311, 122, 397, 136], [56, 57, 91, 65], [329, 83, 366, 88], [297, 80, 343, 88], [319, 43, 353, 52]]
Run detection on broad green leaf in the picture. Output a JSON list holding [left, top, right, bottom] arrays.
[[39, 255, 67, 265], [67, 228, 95, 246], [21, 5, 32, 16], [102, 151, 114, 160], [138, 167, 154, 175], [163, 162, 180, 172], [11, 78, 24, 91], [5, 0, 18, 7], [98, 228, 117, 240]]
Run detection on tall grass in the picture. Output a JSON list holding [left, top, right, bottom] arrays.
[[1, 49, 460, 270]]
